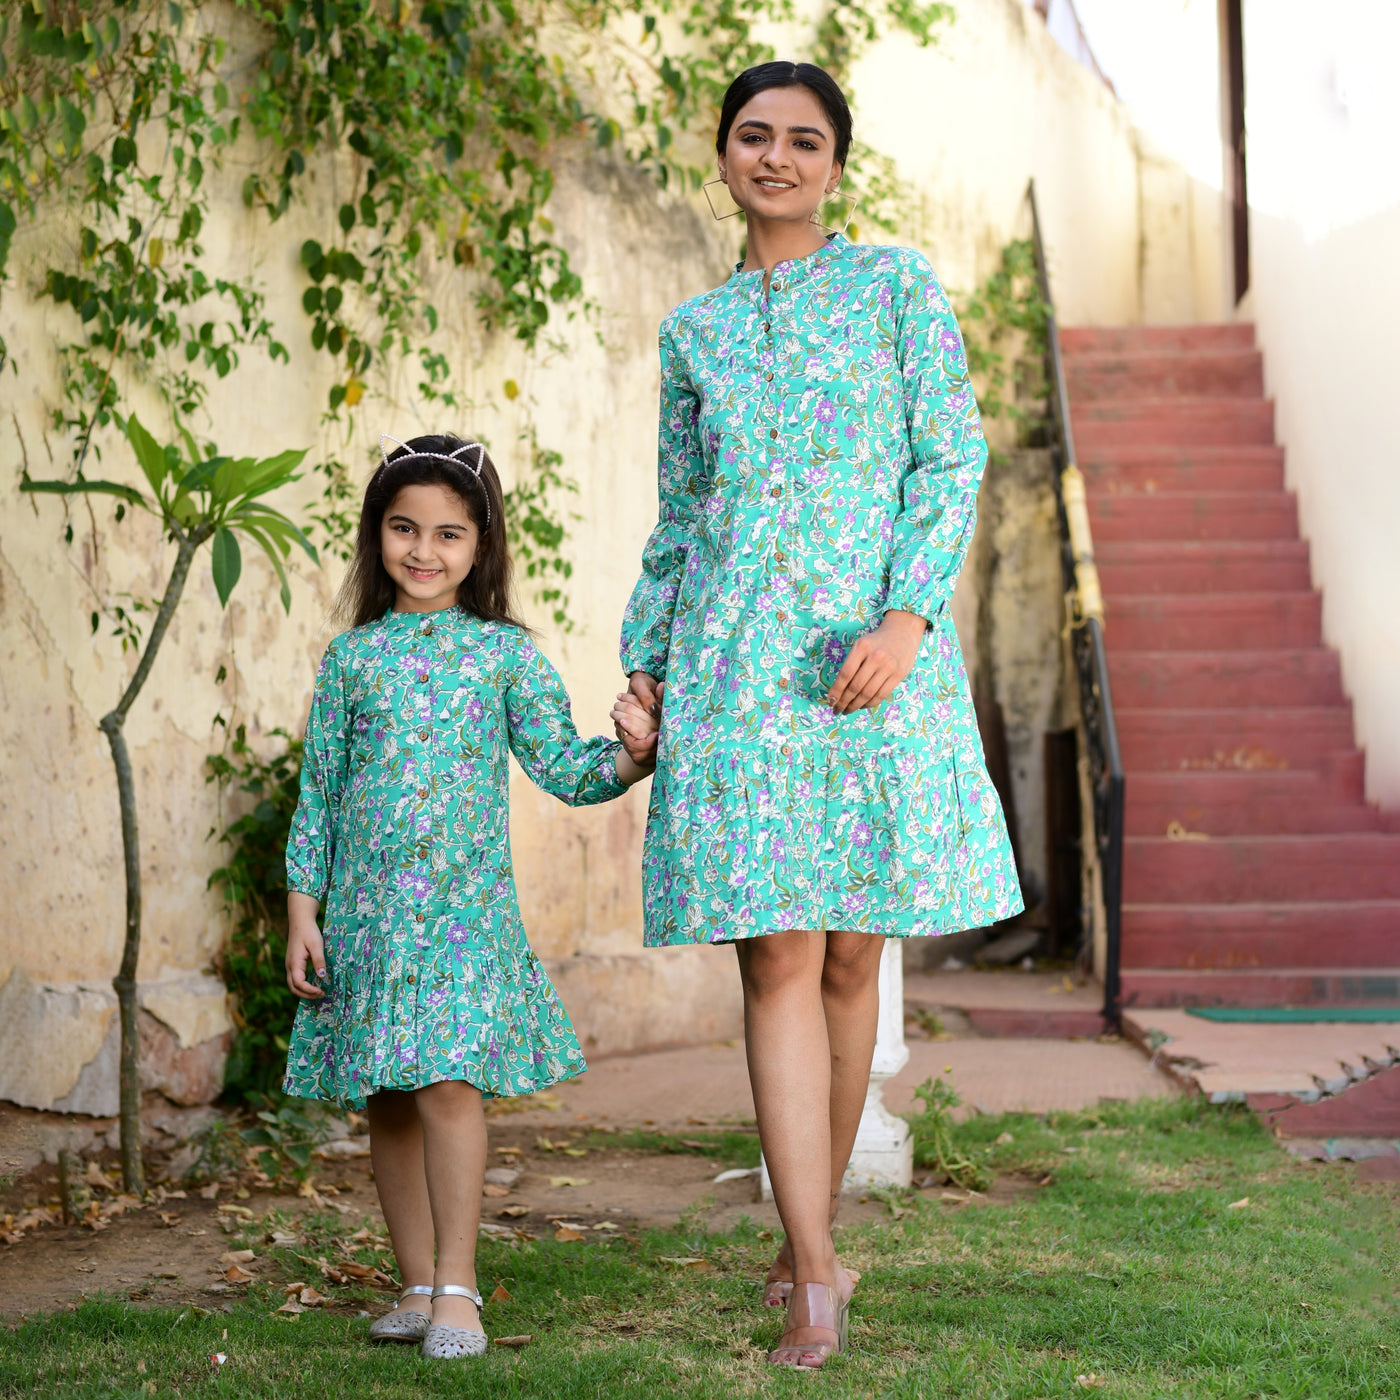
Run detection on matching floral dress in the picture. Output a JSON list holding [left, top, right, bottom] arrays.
[[281, 608, 625, 1107], [621, 235, 1021, 945]]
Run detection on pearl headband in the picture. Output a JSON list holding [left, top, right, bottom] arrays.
[[378, 434, 491, 529]]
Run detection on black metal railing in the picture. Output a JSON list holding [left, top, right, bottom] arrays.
[[1027, 179, 1126, 1030]]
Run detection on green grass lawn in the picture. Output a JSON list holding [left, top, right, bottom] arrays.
[[2, 1097, 1395, 1399]]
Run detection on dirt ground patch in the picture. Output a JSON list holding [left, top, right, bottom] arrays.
[[0, 1109, 1043, 1320]]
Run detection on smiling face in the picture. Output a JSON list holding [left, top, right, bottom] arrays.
[[379, 481, 481, 613], [718, 84, 843, 228]]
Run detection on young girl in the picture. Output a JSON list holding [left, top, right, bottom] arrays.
[[282, 434, 658, 1361]]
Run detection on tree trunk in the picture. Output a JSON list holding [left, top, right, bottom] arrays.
[[98, 534, 202, 1195]]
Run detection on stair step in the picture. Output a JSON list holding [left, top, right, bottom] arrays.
[[1118, 706, 1355, 771], [1125, 770, 1377, 836], [1121, 967, 1400, 1009], [1073, 398, 1276, 449], [1108, 650, 1345, 708], [1121, 902, 1400, 970], [1084, 458, 1285, 495], [1124, 834, 1400, 902], [1111, 592, 1322, 650], [1089, 491, 1297, 542], [1061, 324, 1255, 355], [1097, 540, 1311, 595], [1066, 350, 1264, 400]]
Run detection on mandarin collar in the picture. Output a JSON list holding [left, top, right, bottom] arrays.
[[381, 605, 466, 635], [728, 232, 849, 290]]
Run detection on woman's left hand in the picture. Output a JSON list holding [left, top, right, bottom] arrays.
[[826, 610, 928, 714]]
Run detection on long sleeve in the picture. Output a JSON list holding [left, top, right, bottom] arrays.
[[884, 257, 989, 622], [619, 322, 712, 680], [506, 636, 628, 806], [285, 640, 351, 901]]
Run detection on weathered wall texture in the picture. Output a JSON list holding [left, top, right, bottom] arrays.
[[0, 0, 1209, 1113], [1241, 3, 1400, 807]]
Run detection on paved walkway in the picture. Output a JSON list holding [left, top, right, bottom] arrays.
[[507, 1028, 1176, 1130]]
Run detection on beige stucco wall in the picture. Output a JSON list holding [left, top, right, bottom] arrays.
[[1241, 3, 1400, 807], [0, 0, 1209, 1112]]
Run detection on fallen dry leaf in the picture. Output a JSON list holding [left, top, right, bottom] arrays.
[[593, 1221, 621, 1231], [1228, 1197, 1250, 1210], [336, 1261, 395, 1287], [553, 1226, 586, 1242], [499, 1205, 530, 1219], [198, 1182, 221, 1201], [481, 1184, 512, 1198], [275, 1299, 305, 1315], [219, 1250, 256, 1267], [224, 1264, 255, 1284], [495, 1146, 522, 1157], [216, 1204, 254, 1219], [493, 1335, 533, 1348], [548, 1177, 590, 1188], [659, 1257, 713, 1270], [299, 1287, 330, 1307], [157, 1212, 181, 1227], [1076, 1376, 1107, 1389], [269, 1231, 300, 1248], [489, 1283, 513, 1304], [561, 1147, 588, 1158]]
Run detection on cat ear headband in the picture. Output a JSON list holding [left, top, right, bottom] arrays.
[[377, 434, 491, 529]]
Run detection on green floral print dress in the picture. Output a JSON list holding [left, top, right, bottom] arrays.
[[282, 607, 626, 1108], [621, 235, 1022, 946]]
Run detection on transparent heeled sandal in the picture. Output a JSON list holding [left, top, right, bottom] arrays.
[[766, 1282, 850, 1369], [367, 1285, 434, 1343], [420, 1284, 488, 1360]]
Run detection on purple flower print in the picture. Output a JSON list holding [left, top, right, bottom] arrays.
[[816, 398, 836, 424], [912, 557, 932, 587], [446, 920, 470, 944], [840, 891, 867, 914], [823, 635, 847, 668], [852, 820, 873, 849], [398, 870, 433, 899]]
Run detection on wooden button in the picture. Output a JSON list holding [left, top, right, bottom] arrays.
[[765, 372, 773, 381], [763, 322, 771, 332], [769, 428, 778, 439], [771, 485, 782, 497], [772, 281, 782, 291], [419, 731, 430, 741], [781, 744, 792, 756], [417, 787, 428, 798], [777, 610, 788, 622], [778, 677, 788, 690]]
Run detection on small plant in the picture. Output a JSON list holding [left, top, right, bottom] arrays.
[[181, 1114, 248, 1185], [207, 728, 304, 1102], [906, 1073, 991, 1192], [241, 1095, 331, 1186]]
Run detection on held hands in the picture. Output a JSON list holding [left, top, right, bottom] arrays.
[[611, 680, 664, 782], [826, 610, 928, 715], [285, 892, 327, 1000]]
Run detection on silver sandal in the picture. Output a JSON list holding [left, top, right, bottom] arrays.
[[420, 1284, 488, 1360], [368, 1285, 434, 1343]]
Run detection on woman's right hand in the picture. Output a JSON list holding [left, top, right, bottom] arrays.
[[286, 893, 327, 1000], [628, 671, 663, 719]]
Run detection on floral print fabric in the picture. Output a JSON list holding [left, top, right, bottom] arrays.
[[283, 608, 626, 1108], [621, 236, 1022, 945]]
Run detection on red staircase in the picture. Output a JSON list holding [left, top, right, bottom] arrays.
[[1062, 323, 1400, 1008]]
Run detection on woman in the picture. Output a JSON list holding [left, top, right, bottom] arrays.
[[621, 61, 1021, 1369]]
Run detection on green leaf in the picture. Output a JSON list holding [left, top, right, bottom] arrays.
[[211, 527, 242, 607], [238, 522, 293, 611], [20, 476, 148, 508], [125, 415, 171, 498]]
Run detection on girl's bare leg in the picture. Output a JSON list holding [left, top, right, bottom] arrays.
[[366, 1090, 434, 1314], [767, 931, 886, 1285], [414, 1079, 488, 1330]]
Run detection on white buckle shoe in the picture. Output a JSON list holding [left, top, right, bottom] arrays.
[[368, 1285, 434, 1343], [421, 1284, 488, 1359]]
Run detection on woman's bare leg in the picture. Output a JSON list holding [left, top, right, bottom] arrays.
[[414, 1079, 488, 1330], [767, 932, 885, 1285], [366, 1090, 434, 1314], [738, 930, 843, 1349]]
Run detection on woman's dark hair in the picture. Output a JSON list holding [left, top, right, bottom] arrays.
[[716, 61, 852, 168], [333, 433, 526, 631]]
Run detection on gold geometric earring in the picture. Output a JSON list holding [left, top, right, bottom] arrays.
[[703, 175, 743, 221], [811, 185, 858, 237]]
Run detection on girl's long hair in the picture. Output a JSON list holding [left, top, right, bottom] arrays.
[[332, 434, 526, 631]]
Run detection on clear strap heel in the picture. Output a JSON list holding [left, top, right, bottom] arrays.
[[368, 1285, 434, 1343], [421, 1284, 488, 1360], [766, 1282, 849, 1369]]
